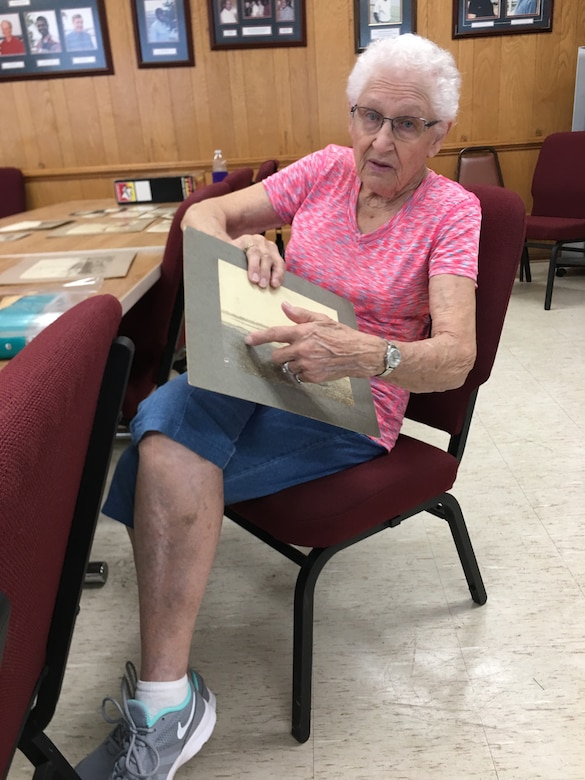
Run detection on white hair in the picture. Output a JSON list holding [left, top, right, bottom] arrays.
[[346, 34, 461, 123]]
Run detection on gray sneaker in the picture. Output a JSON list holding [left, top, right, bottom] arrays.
[[76, 663, 216, 780]]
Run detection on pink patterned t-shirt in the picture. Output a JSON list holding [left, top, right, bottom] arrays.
[[263, 144, 481, 450]]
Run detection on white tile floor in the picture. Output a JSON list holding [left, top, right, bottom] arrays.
[[8, 261, 585, 780]]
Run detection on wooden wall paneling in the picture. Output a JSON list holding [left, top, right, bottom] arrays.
[[135, 70, 178, 161], [311, 0, 356, 150], [25, 80, 66, 170], [93, 76, 122, 164], [235, 49, 281, 160], [104, 0, 148, 165], [472, 38, 504, 142], [167, 69, 203, 163], [532, 4, 574, 137], [453, 41, 475, 145], [498, 36, 536, 143]]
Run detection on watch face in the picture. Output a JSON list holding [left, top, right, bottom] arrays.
[[388, 345, 401, 369]]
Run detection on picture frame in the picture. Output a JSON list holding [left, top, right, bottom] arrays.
[[131, 0, 194, 68], [0, 0, 113, 81], [453, 0, 553, 38], [354, 0, 416, 53], [207, 0, 306, 50]]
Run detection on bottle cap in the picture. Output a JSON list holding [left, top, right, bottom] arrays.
[[214, 149, 222, 154]]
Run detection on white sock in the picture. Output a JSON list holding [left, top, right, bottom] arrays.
[[135, 675, 190, 720]]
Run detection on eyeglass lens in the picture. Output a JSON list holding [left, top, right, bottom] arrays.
[[352, 106, 429, 141]]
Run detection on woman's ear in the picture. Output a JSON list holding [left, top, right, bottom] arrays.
[[427, 121, 453, 158]]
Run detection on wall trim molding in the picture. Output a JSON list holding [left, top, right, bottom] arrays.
[[22, 140, 543, 183]]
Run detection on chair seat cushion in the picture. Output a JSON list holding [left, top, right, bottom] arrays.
[[526, 215, 585, 241], [228, 434, 459, 548]]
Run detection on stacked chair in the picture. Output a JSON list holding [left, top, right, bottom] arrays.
[[519, 131, 585, 309]]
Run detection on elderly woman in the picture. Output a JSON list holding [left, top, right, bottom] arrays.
[[77, 34, 480, 780]]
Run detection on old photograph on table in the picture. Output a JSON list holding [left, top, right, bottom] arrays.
[[0, 249, 137, 284], [0, 0, 113, 81]]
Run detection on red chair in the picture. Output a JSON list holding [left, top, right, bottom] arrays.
[[254, 159, 279, 183], [0, 295, 133, 779], [0, 592, 8, 670], [223, 167, 254, 192], [225, 184, 527, 743], [456, 146, 504, 189], [520, 131, 585, 309], [0, 167, 26, 218], [119, 180, 230, 422]]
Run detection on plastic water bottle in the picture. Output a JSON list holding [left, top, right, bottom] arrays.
[[212, 149, 228, 183]]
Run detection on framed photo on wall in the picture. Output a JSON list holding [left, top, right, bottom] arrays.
[[354, 0, 416, 53], [0, 0, 112, 81], [453, 0, 553, 38], [207, 0, 306, 50], [130, 0, 194, 67]]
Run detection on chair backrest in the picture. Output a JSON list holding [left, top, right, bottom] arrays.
[[255, 159, 279, 183], [0, 592, 8, 670], [0, 295, 132, 778], [0, 167, 26, 218], [223, 167, 254, 191], [455, 147, 504, 188], [530, 131, 585, 218], [405, 184, 526, 449], [119, 180, 230, 421]]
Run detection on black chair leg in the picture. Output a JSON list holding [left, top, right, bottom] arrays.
[[291, 547, 337, 744], [430, 495, 487, 606], [544, 243, 561, 310], [519, 245, 531, 283], [20, 732, 79, 780]]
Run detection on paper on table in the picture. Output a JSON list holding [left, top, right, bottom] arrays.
[[47, 219, 153, 236], [0, 250, 136, 283], [0, 219, 71, 232]]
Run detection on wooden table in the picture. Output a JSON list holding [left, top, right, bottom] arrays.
[[0, 198, 173, 369]]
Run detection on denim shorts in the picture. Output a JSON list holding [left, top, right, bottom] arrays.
[[102, 373, 387, 528]]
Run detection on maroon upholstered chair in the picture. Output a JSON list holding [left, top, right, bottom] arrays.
[[0, 167, 26, 218], [225, 184, 527, 743], [254, 159, 279, 183], [520, 131, 585, 308], [118, 180, 230, 423], [223, 167, 254, 192], [0, 592, 8, 670], [0, 295, 133, 779]]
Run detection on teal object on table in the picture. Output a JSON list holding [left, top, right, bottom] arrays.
[[0, 294, 59, 359]]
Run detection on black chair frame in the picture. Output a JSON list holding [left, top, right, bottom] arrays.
[[226, 389, 486, 744], [520, 240, 585, 309]]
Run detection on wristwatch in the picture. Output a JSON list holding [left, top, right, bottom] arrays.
[[376, 341, 401, 377]]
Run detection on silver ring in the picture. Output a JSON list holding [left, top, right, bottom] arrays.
[[282, 361, 290, 374], [293, 373, 303, 384], [244, 243, 255, 252]]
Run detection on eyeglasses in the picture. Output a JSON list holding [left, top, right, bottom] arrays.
[[350, 105, 439, 142]]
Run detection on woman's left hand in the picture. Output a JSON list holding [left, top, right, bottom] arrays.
[[234, 234, 286, 289], [244, 301, 384, 383]]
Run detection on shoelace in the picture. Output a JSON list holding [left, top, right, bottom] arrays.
[[103, 662, 161, 780], [98, 661, 162, 780]]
